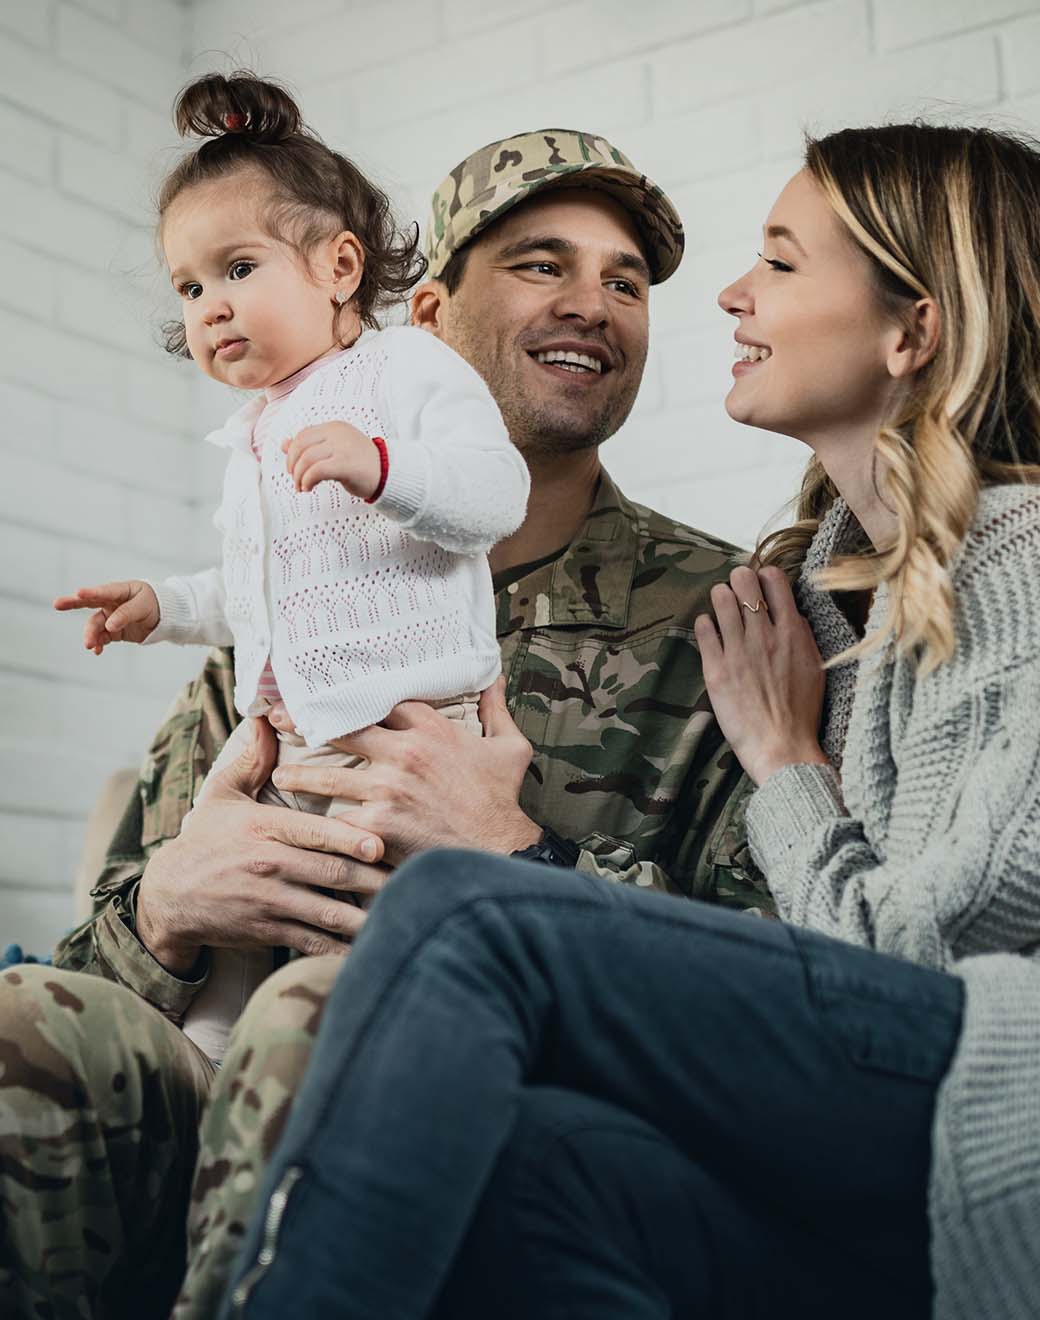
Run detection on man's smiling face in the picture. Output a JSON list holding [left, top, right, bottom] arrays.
[[437, 188, 651, 458]]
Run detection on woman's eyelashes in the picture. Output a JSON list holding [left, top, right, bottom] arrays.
[[757, 252, 794, 273]]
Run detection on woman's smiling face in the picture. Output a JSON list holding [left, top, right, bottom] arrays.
[[717, 169, 903, 451]]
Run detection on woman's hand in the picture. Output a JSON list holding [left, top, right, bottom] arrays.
[[694, 564, 828, 786], [282, 422, 382, 498]]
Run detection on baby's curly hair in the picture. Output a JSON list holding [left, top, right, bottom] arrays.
[[159, 71, 426, 357]]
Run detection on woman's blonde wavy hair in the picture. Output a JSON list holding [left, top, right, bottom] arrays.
[[754, 123, 1040, 673]]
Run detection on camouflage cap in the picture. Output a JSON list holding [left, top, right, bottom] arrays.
[[425, 128, 684, 285]]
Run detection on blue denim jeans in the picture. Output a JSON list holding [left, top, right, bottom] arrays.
[[220, 850, 964, 1320]]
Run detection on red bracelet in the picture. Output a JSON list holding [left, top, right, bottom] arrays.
[[364, 435, 389, 503]]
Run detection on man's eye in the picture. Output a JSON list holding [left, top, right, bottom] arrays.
[[516, 262, 559, 276], [608, 279, 640, 297], [181, 282, 203, 300], [229, 260, 254, 280]]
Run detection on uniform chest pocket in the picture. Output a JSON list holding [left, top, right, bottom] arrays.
[[138, 710, 204, 848]]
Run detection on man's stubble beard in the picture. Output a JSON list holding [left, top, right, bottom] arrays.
[[447, 317, 646, 460]]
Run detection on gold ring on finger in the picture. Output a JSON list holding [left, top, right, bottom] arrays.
[[741, 598, 768, 615]]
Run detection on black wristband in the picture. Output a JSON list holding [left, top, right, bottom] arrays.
[[511, 826, 581, 869]]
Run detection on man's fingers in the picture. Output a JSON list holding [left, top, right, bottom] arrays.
[[206, 718, 278, 802], [271, 762, 375, 811], [478, 677, 515, 738], [272, 921, 353, 960]]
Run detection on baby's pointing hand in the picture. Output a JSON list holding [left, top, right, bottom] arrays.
[[53, 579, 160, 654], [282, 422, 381, 499]]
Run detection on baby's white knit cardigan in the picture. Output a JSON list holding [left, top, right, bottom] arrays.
[[147, 326, 530, 745]]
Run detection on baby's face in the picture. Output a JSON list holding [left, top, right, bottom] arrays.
[[163, 175, 341, 390]]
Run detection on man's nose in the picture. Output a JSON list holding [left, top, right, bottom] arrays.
[[551, 273, 610, 326]]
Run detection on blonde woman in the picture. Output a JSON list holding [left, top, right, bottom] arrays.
[[220, 125, 1040, 1320]]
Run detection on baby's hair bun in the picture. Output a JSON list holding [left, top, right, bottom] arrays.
[[174, 71, 302, 145]]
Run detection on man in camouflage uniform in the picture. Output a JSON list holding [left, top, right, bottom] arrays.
[[0, 130, 765, 1319]]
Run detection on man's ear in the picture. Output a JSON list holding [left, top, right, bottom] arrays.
[[410, 280, 449, 339], [887, 296, 940, 380]]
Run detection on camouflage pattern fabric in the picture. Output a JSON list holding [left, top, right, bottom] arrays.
[[171, 956, 341, 1319], [0, 963, 213, 1319], [425, 128, 685, 283], [6, 468, 769, 1314]]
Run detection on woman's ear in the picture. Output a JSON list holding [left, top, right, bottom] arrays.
[[329, 230, 365, 302], [887, 297, 940, 379]]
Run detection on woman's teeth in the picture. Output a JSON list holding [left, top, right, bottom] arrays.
[[534, 350, 603, 374], [735, 344, 772, 363]]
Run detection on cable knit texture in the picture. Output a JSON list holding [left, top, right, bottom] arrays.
[[147, 326, 530, 746], [746, 485, 1040, 1320]]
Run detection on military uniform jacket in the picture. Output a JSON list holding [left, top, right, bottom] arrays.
[[54, 473, 772, 1021]]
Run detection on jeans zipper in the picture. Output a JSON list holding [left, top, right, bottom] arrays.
[[231, 1165, 303, 1313]]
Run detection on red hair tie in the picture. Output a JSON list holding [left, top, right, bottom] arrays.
[[224, 112, 246, 132]]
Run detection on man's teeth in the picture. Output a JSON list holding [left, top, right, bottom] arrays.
[[534, 350, 603, 374], [735, 344, 772, 363]]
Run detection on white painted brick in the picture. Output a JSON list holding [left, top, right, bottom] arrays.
[[651, 1, 871, 116], [0, 736, 124, 815], [0, 236, 58, 320], [0, 814, 70, 892], [442, 0, 557, 35], [352, 21, 544, 130], [365, 59, 653, 197], [875, 0, 1040, 52], [621, 99, 761, 192], [125, 102, 180, 163], [0, 173, 127, 271], [56, 265, 164, 360], [56, 3, 182, 108], [754, 0, 814, 11], [668, 158, 803, 257], [73, 0, 125, 21], [0, 308, 126, 414], [761, 30, 1003, 159], [124, 636, 216, 697], [252, 0, 439, 88], [123, 355, 195, 430], [0, 672, 64, 743], [60, 678, 176, 766], [190, 0, 346, 49], [544, 0, 749, 78], [0, 521, 64, 603], [127, 488, 198, 559], [124, 0, 186, 57], [0, 25, 122, 144], [1002, 12, 1040, 96], [0, 446, 127, 546], [0, 885, 77, 954], [0, 0, 53, 47], [0, 597, 131, 688], [659, 327, 739, 409], [0, 381, 58, 447], [57, 133, 153, 223], [0, 103, 55, 184], [57, 402, 196, 500], [652, 239, 753, 335], [1002, 90, 1040, 127], [61, 537, 200, 593]]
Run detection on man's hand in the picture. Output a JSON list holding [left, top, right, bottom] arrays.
[[135, 718, 390, 977], [54, 580, 160, 654], [282, 422, 382, 498], [269, 679, 541, 866]]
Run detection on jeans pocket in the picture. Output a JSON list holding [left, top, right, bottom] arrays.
[[788, 926, 963, 1083]]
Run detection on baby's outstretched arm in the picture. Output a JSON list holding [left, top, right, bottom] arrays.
[[54, 580, 160, 654]]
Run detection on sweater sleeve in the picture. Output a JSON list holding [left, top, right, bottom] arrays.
[[746, 663, 1040, 969], [143, 567, 234, 647], [372, 327, 530, 555]]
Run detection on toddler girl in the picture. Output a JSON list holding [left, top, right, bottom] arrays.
[[55, 72, 529, 1061]]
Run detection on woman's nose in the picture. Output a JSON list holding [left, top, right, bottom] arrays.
[[718, 271, 754, 318]]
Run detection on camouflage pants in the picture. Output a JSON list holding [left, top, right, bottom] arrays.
[[0, 957, 337, 1320]]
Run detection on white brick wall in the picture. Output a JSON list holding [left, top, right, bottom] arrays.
[[6, 0, 1040, 952], [0, 0, 202, 954]]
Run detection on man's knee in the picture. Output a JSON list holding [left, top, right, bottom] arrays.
[[231, 953, 342, 1047]]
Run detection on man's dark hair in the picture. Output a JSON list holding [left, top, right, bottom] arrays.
[[438, 243, 472, 296]]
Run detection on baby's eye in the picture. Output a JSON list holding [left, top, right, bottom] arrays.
[[181, 282, 203, 300], [229, 260, 255, 281]]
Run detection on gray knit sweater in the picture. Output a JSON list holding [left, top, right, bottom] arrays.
[[746, 485, 1040, 1320]]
